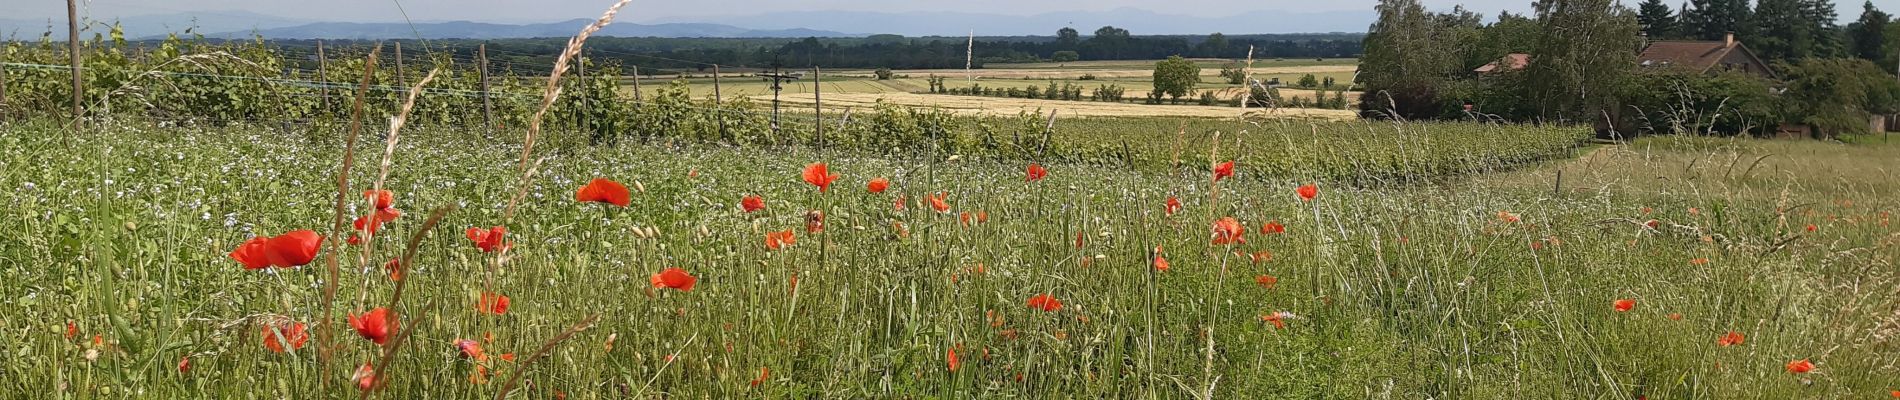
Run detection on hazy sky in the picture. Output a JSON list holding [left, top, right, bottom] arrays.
[[0, 0, 1867, 24]]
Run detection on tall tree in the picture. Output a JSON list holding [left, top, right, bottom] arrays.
[[1056, 27, 1080, 50], [1359, 0, 1464, 118], [1197, 32, 1230, 57], [1847, 1, 1891, 63], [1755, 0, 1813, 60], [1525, 0, 1642, 122], [1151, 55, 1202, 103], [1681, 0, 1752, 40], [1801, 0, 1845, 58], [1638, 0, 1681, 38]]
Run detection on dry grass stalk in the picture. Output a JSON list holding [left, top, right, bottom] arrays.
[[512, 0, 634, 178], [316, 42, 382, 392], [494, 314, 602, 400], [358, 206, 455, 399], [355, 68, 441, 308]]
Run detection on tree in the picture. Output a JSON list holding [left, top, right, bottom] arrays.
[[1152, 55, 1202, 103], [1638, 0, 1680, 38], [1847, 1, 1890, 62], [1056, 27, 1080, 49], [874, 68, 894, 80], [1198, 33, 1231, 57], [1680, 0, 1751, 41], [1090, 26, 1132, 59], [1779, 58, 1900, 135], [1359, 0, 1469, 118], [1051, 51, 1080, 63], [1298, 74, 1320, 88], [1525, 0, 1642, 122], [1756, 0, 1843, 61]]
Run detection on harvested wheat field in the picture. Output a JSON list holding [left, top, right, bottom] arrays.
[[759, 92, 1360, 120]]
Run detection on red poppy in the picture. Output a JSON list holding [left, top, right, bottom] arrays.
[[1613, 299, 1635, 312], [1026, 163, 1047, 182], [476, 292, 510, 315], [1255, 275, 1278, 289], [1260, 220, 1286, 235], [1211, 217, 1246, 245], [651, 267, 697, 292], [741, 195, 765, 213], [575, 178, 631, 207], [1152, 254, 1170, 272], [1497, 211, 1521, 223], [229, 230, 324, 270], [1805, 224, 1817, 233], [1074, 231, 1086, 249], [347, 307, 396, 345], [1261, 312, 1288, 329], [1213, 161, 1234, 181], [384, 259, 402, 281], [1890, 390, 1898, 398], [1716, 331, 1745, 347], [749, 367, 770, 387], [1644, 220, 1661, 229], [765, 229, 796, 250], [352, 363, 376, 391], [466, 226, 508, 253], [927, 192, 950, 213], [1296, 183, 1318, 201], [1027, 294, 1063, 312], [1667, 313, 1684, 321], [66, 320, 77, 340], [261, 321, 309, 353], [1785, 359, 1814, 374], [1165, 197, 1182, 216], [177, 356, 191, 373], [947, 347, 960, 371], [455, 339, 488, 361], [893, 195, 908, 211], [802, 163, 839, 192], [364, 190, 395, 211], [867, 177, 891, 193], [805, 210, 825, 233]]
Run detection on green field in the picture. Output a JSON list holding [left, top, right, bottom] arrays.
[[3, 115, 1895, 398]]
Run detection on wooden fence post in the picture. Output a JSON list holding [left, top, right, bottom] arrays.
[[1037, 108, 1058, 158], [479, 44, 492, 134], [576, 52, 588, 133], [0, 51, 10, 117], [394, 42, 405, 92], [813, 66, 822, 149], [630, 65, 643, 103], [713, 64, 725, 141], [67, 0, 83, 129], [316, 40, 329, 115]]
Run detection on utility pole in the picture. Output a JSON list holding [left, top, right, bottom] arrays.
[[758, 67, 802, 138], [67, 0, 83, 129]]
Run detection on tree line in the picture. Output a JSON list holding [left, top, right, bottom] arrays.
[[1359, 0, 1899, 137]]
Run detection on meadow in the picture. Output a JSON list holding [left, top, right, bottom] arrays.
[[2, 113, 1895, 399]]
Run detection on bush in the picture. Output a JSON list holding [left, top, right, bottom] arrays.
[[1051, 51, 1080, 63], [874, 68, 895, 80]]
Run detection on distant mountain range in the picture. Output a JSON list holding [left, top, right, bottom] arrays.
[[0, 7, 1373, 41]]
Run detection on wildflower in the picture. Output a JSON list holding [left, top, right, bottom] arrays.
[[1805, 224, 1817, 233], [574, 178, 631, 207], [867, 177, 890, 193], [347, 307, 396, 345], [1260, 220, 1285, 235], [765, 229, 796, 250], [1717, 331, 1744, 347], [364, 190, 395, 211], [802, 163, 838, 192], [1212, 161, 1234, 181], [750, 367, 770, 387], [741, 195, 765, 213], [466, 226, 508, 253], [927, 192, 950, 213], [1247, 250, 1273, 264], [1027, 294, 1063, 312], [455, 339, 487, 361], [1644, 220, 1661, 229], [177, 356, 190, 373], [261, 321, 309, 353], [1165, 196, 1182, 216], [1152, 253, 1170, 272], [1785, 359, 1814, 374], [1212, 217, 1246, 245], [1668, 313, 1683, 321], [1613, 299, 1635, 312], [229, 230, 324, 269], [476, 292, 510, 315], [947, 347, 961, 372], [1026, 163, 1047, 182], [805, 210, 825, 233], [1296, 183, 1318, 201], [1497, 211, 1521, 223], [1261, 311, 1293, 329], [384, 259, 402, 281], [65, 321, 77, 340], [1256, 274, 1279, 289], [650, 267, 697, 292], [352, 363, 376, 391]]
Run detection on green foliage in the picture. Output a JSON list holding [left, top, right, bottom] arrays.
[[873, 68, 895, 80], [1051, 50, 1080, 63], [1150, 55, 1201, 103], [1776, 58, 1900, 135], [1637, 0, 1681, 38], [1846, 1, 1892, 63], [1297, 74, 1320, 88], [1619, 70, 1777, 135]]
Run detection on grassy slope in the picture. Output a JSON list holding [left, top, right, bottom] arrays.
[[0, 120, 1893, 398]]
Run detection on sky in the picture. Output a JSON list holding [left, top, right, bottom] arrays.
[[0, 0, 1867, 26]]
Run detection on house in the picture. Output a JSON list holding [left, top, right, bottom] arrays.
[[1473, 53, 1530, 74], [1636, 33, 1775, 78]]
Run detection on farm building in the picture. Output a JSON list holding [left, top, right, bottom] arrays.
[[1473, 53, 1530, 75], [1635, 33, 1775, 78]]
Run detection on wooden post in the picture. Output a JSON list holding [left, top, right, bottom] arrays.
[[0, 51, 10, 117], [630, 65, 642, 103], [713, 64, 725, 141], [67, 0, 83, 128], [394, 42, 405, 92], [1037, 108, 1058, 158], [316, 40, 329, 115], [813, 66, 822, 149], [479, 44, 492, 134], [576, 52, 588, 133]]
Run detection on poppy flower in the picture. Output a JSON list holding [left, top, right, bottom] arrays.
[[741, 195, 765, 213], [1890, 390, 1899, 398], [352, 363, 376, 391], [927, 192, 950, 213], [261, 321, 309, 353], [1027, 294, 1062, 312], [1152, 254, 1170, 272], [466, 226, 508, 253], [1074, 231, 1086, 249], [1497, 211, 1521, 223], [1785, 359, 1814, 374], [1212, 161, 1234, 181], [802, 163, 839, 192], [765, 229, 796, 250], [1613, 299, 1635, 312], [650, 267, 697, 292], [1211, 217, 1246, 245], [1261, 312, 1289, 329], [455, 339, 488, 361], [892, 221, 910, 239], [1255, 275, 1278, 289], [575, 178, 631, 207], [229, 230, 324, 270], [1690, 258, 1709, 266], [1805, 224, 1817, 233], [1026, 163, 1047, 182], [893, 195, 908, 211], [1296, 183, 1318, 201], [364, 190, 395, 211], [1247, 250, 1273, 264], [867, 177, 890, 193], [749, 367, 770, 387], [476, 292, 510, 315], [66, 321, 77, 339], [1644, 220, 1661, 229], [805, 210, 825, 233], [1165, 197, 1182, 216], [947, 347, 960, 371], [1717, 331, 1745, 347], [1260, 220, 1285, 235], [347, 307, 396, 345], [384, 259, 402, 281]]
